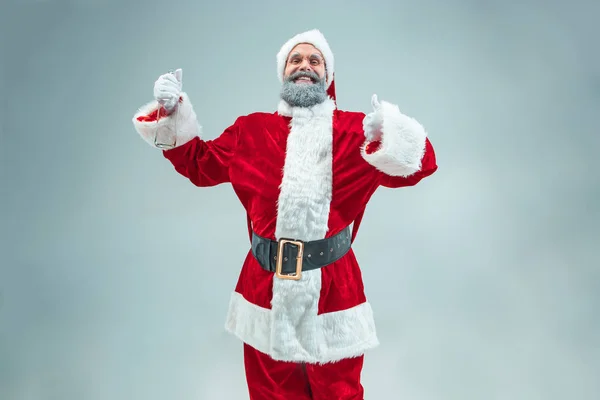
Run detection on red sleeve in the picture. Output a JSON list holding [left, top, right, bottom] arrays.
[[162, 119, 240, 187]]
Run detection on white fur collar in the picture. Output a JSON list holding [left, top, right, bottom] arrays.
[[277, 97, 336, 118]]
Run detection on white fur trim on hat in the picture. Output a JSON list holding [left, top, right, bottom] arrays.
[[277, 29, 334, 88]]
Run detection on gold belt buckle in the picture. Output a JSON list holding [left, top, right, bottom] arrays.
[[275, 239, 304, 280]]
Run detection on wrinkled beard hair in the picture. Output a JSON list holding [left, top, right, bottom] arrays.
[[280, 70, 327, 108]]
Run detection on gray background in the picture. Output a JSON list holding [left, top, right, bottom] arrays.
[[1, 0, 598, 399]]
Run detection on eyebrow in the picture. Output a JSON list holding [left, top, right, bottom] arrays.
[[288, 52, 323, 60]]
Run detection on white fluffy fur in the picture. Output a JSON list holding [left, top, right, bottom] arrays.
[[132, 92, 201, 149], [276, 99, 293, 117], [225, 292, 379, 364], [225, 292, 272, 353], [277, 29, 334, 88], [361, 99, 428, 177], [224, 97, 379, 363], [271, 98, 335, 362]]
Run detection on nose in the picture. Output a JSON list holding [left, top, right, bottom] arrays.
[[299, 59, 312, 72]]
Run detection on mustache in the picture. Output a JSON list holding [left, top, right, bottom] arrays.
[[286, 70, 322, 83]]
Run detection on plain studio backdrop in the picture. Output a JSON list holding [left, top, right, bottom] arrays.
[[1, 0, 598, 399]]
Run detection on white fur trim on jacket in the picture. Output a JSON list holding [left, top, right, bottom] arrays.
[[277, 29, 334, 88], [225, 292, 379, 364], [132, 92, 201, 149], [361, 100, 428, 177], [225, 96, 379, 363]]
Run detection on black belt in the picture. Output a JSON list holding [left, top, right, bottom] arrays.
[[251, 227, 352, 280]]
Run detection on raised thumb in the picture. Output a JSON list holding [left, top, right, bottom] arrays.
[[371, 94, 381, 111], [174, 68, 183, 84]]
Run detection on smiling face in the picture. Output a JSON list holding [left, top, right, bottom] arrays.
[[283, 43, 327, 84], [279, 43, 329, 108]]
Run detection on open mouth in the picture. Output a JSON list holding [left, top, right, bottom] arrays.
[[294, 76, 314, 84]]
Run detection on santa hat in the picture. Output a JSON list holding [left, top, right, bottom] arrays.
[[276, 29, 336, 100]]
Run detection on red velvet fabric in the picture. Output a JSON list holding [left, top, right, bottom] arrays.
[[159, 106, 437, 314], [243, 343, 364, 400]]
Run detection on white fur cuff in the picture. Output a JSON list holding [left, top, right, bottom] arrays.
[[132, 92, 201, 149], [361, 100, 428, 177]]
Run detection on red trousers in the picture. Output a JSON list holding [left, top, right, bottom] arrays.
[[243, 343, 365, 399]]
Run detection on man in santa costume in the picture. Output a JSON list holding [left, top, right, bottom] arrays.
[[132, 29, 437, 399]]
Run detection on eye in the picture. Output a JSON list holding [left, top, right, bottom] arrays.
[[310, 55, 323, 65]]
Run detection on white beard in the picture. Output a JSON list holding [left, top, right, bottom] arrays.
[[280, 71, 327, 108]]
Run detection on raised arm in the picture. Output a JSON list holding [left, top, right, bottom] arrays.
[[132, 69, 239, 187], [361, 94, 437, 188]]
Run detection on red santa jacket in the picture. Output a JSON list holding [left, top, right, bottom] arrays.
[[132, 91, 437, 364]]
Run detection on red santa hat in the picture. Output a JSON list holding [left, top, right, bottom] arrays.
[[276, 29, 336, 100]]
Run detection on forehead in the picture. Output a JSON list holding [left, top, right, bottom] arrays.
[[287, 43, 324, 59]]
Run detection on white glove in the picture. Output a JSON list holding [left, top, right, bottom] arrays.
[[153, 68, 183, 113], [363, 94, 384, 142]]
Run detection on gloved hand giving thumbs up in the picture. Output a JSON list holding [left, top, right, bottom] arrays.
[[363, 94, 384, 142]]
